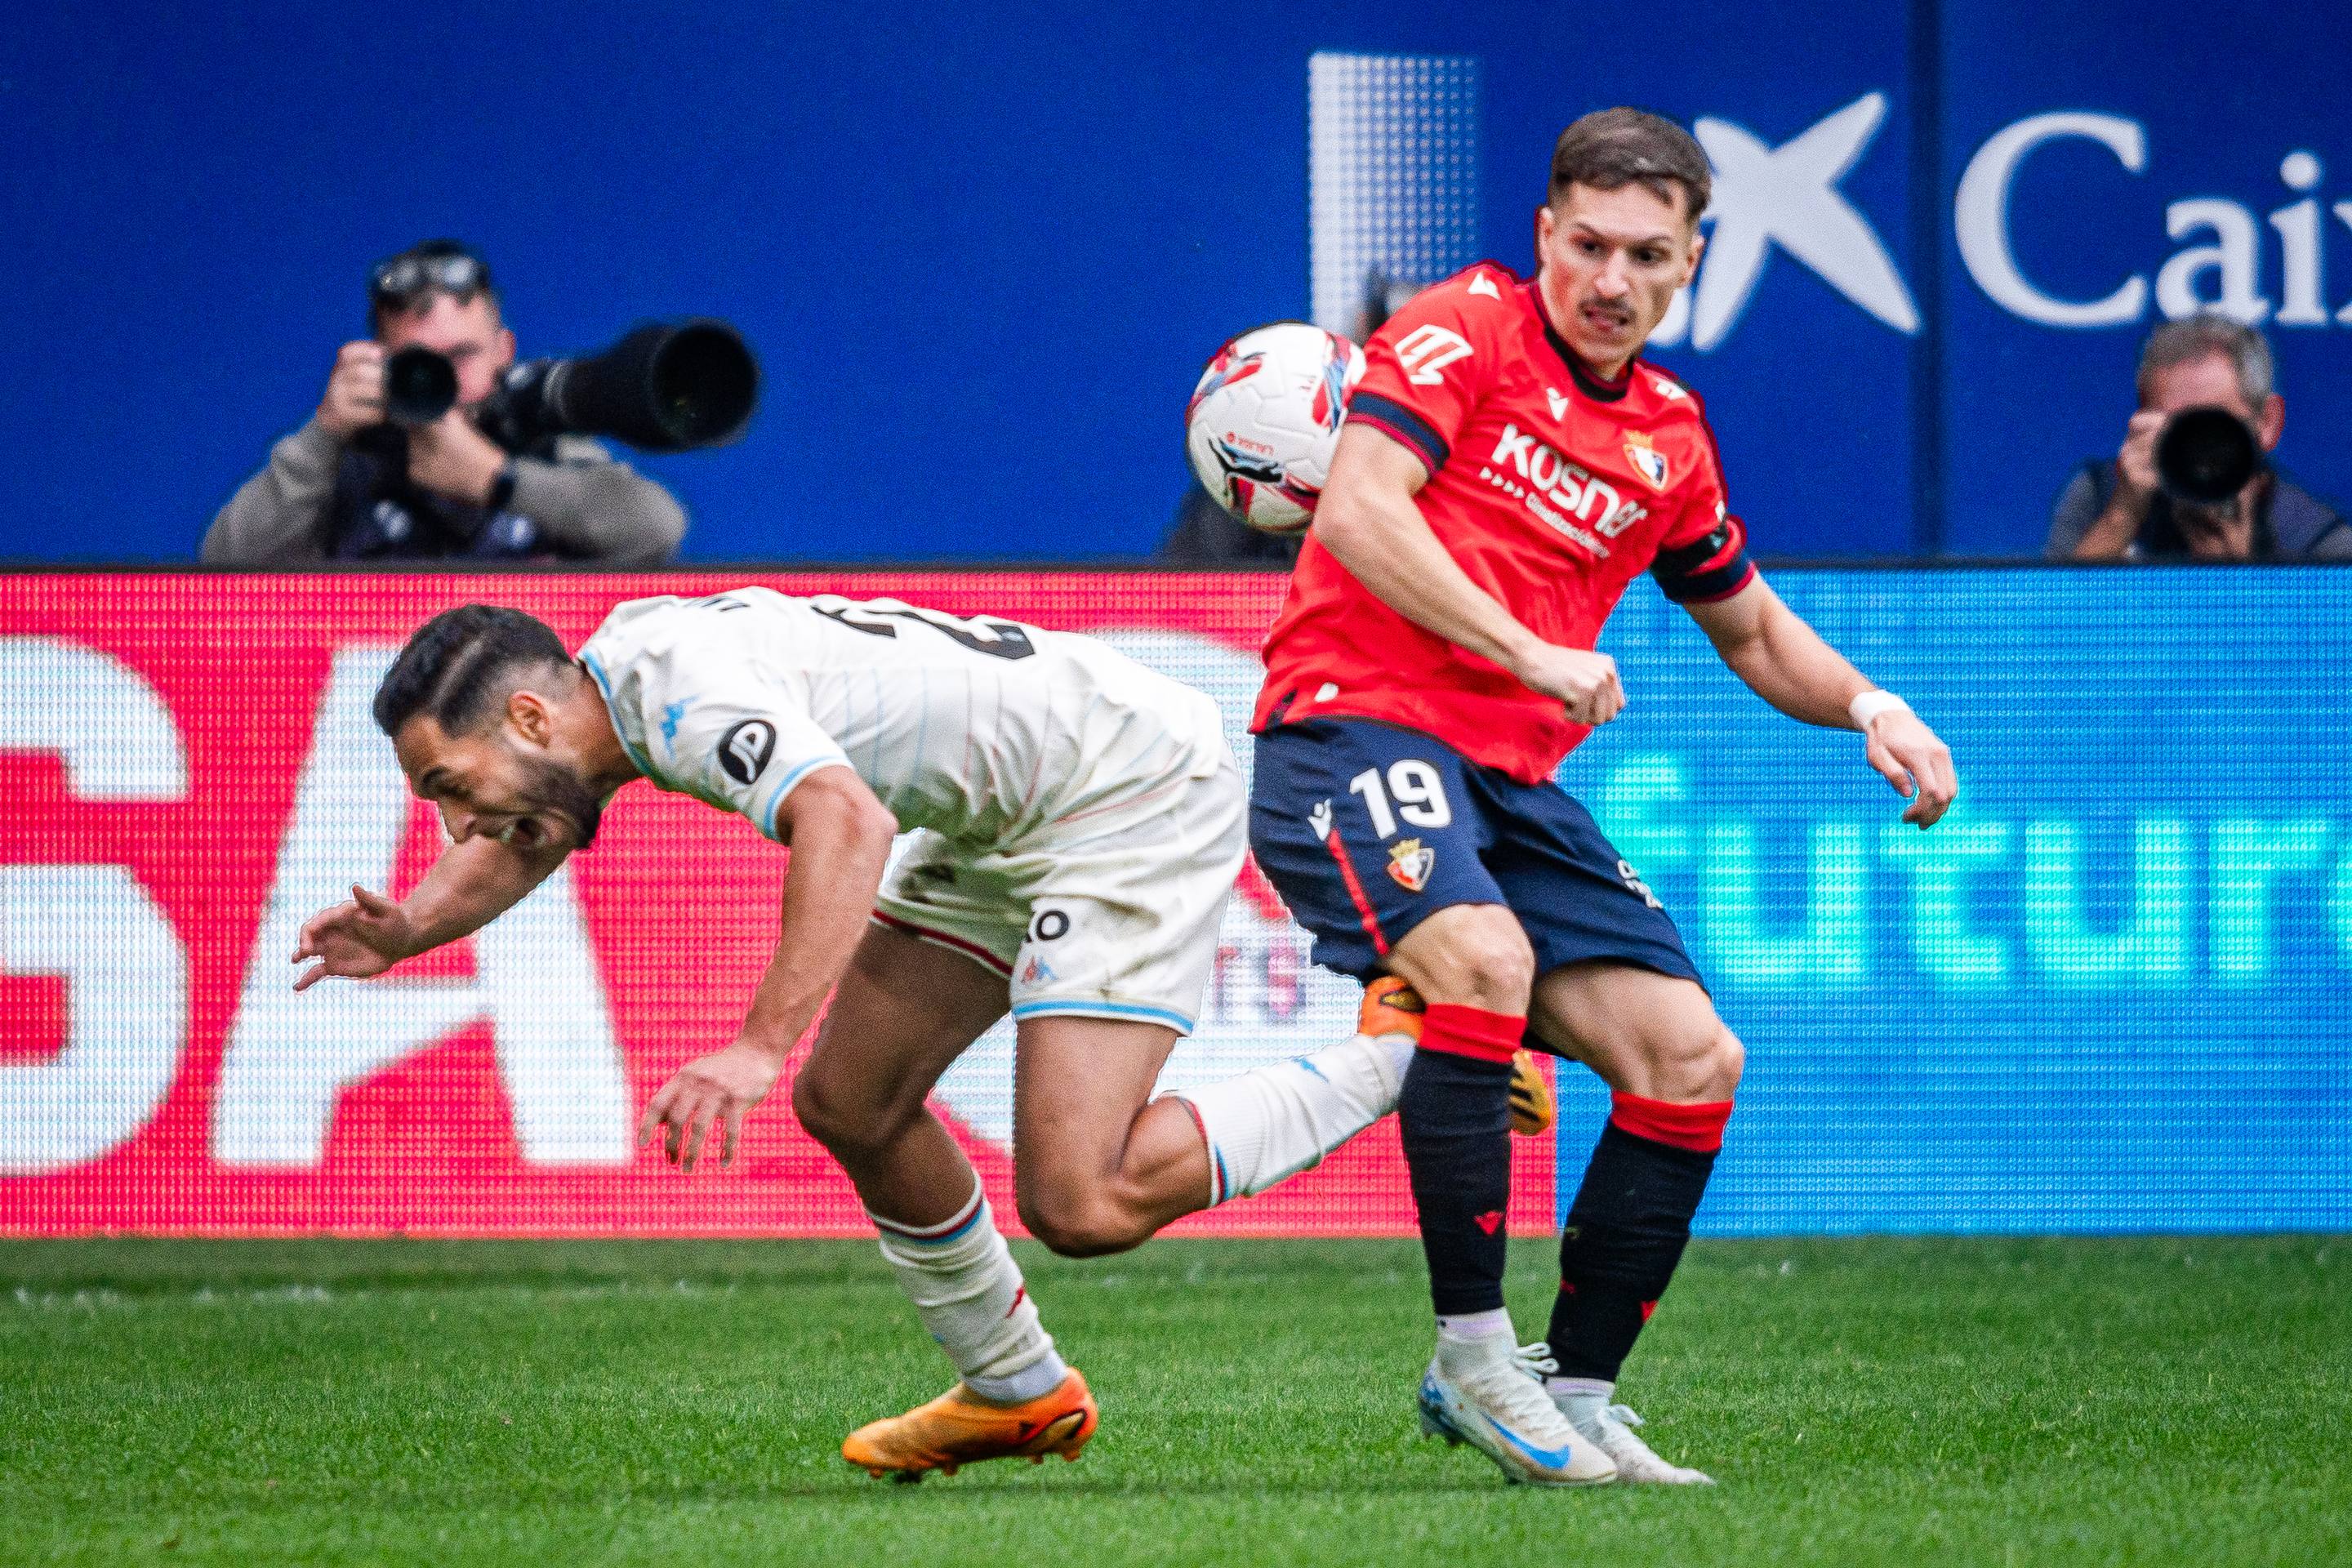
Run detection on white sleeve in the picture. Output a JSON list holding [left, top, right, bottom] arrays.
[[661, 688, 853, 842], [597, 630, 853, 842]]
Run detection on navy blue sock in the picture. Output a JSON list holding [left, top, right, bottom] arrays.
[[1398, 1044, 1516, 1317], [1547, 1120, 1717, 1380]]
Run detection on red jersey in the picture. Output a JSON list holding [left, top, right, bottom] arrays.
[[1252, 262, 1755, 784]]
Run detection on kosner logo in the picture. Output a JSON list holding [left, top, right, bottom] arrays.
[[1654, 91, 2347, 348]]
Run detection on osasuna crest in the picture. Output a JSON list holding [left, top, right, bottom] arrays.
[[1387, 837, 1435, 893], [717, 719, 777, 785], [1624, 430, 1671, 491]]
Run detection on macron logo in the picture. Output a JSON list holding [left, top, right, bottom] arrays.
[[1467, 273, 1501, 300]]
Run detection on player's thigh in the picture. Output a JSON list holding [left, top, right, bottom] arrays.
[[1249, 717, 1517, 993], [1009, 1012, 1183, 1196], [1528, 960, 1742, 1103], [793, 920, 1009, 1150]]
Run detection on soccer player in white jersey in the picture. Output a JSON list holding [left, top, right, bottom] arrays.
[[291, 590, 1551, 1479]]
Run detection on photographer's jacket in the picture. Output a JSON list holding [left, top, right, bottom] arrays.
[[203, 417, 687, 565]]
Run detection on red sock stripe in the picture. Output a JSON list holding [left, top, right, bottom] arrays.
[[1418, 1004, 1524, 1065], [1609, 1092, 1734, 1153]]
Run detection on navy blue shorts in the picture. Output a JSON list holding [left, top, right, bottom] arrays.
[[1248, 717, 1702, 989]]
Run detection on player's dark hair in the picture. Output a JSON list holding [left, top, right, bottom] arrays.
[[1548, 108, 1712, 225], [372, 604, 574, 739]]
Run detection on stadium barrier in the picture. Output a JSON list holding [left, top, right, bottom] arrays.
[[2, 570, 2346, 1236]]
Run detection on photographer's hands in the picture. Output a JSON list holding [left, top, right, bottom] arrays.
[[317, 341, 387, 438], [406, 410, 510, 506]]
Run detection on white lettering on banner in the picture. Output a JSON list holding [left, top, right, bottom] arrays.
[[2157, 198, 2269, 323], [214, 648, 630, 1168], [1682, 91, 1920, 351], [0, 636, 189, 800], [1954, 112, 2150, 327], [0, 638, 190, 1174]]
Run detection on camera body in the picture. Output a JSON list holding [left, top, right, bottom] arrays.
[[381, 319, 759, 453]]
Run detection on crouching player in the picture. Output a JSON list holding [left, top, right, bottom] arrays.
[[1249, 109, 1958, 1486], [289, 588, 1548, 1480]]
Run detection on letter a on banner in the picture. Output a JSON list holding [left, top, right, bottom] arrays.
[[215, 648, 630, 1167]]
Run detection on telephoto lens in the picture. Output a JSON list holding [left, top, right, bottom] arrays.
[[381, 345, 459, 426], [2154, 405, 2260, 506]]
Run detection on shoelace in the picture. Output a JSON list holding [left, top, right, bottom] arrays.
[[1512, 1342, 1646, 1430], [1460, 1344, 1582, 1439]]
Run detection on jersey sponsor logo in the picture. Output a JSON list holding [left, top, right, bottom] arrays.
[[1623, 431, 1672, 491], [1387, 838, 1435, 893], [1467, 272, 1501, 300], [716, 719, 776, 786], [1393, 323, 1474, 386], [1481, 422, 1650, 551], [1544, 387, 1570, 421]]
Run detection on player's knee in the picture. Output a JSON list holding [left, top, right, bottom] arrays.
[[1405, 911, 1535, 1013], [1649, 1017, 1744, 1103], [1017, 1187, 1150, 1259], [790, 1067, 901, 1164]]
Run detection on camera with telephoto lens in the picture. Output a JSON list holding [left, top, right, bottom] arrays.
[[380, 319, 760, 452], [2153, 405, 2263, 508]]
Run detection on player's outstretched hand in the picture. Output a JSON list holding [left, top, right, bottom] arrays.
[[291, 884, 421, 990], [637, 1040, 784, 1174], [1512, 643, 1626, 727], [1864, 709, 1957, 827]]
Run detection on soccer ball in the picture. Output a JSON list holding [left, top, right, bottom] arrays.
[[1185, 323, 1365, 535]]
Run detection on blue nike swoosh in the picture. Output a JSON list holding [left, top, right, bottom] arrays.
[[1484, 1414, 1582, 1469]]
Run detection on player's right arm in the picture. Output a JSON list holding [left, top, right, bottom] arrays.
[[1314, 421, 1625, 726], [290, 831, 567, 990], [635, 764, 899, 1171]]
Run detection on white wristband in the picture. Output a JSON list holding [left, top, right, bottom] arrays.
[[1848, 689, 1910, 731]]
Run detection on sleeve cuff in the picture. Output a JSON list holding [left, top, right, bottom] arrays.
[[1346, 392, 1450, 477]]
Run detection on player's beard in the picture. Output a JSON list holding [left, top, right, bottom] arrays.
[[514, 752, 606, 850]]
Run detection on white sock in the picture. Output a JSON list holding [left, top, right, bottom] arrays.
[[871, 1184, 1067, 1405], [1174, 1031, 1411, 1204], [1546, 1377, 1616, 1432], [1437, 1307, 1515, 1345]]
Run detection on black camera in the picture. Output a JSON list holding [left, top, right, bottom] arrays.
[[2154, 405, 2262, 507], [381, 319, 760, 452]]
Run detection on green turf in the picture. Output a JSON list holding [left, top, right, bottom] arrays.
[[1, 1236, 2345, 1566]]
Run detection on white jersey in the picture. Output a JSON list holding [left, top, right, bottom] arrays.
[[578, 589, 1228, 844]]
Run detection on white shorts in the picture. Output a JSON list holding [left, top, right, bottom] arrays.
[[871, 760, 1248, 1034]]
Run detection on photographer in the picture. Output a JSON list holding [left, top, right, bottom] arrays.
[[203, 241, 687, 565], [2047, 314, 2349, 562]]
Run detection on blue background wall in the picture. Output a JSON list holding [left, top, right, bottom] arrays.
[[2, 2, 2345, 563]]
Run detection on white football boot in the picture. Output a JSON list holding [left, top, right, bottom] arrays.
[[1417, 1329, 1617, 1486], [1517, 1342, 1716, 1486]]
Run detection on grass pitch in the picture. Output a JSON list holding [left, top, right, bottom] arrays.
[[1, 1236, 2345, 1566]]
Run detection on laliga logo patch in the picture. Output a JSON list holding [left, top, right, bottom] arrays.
[[1387, 837, 1435, 893], [717, 719, 777, 786], [1623, 431, 1671, 491]]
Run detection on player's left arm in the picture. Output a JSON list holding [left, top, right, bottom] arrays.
[[1683, 574, 1958, 828], [635, 765, 901, 1170]]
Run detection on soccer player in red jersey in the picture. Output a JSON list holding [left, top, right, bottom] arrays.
[[1249, 109, 1958, 1486]]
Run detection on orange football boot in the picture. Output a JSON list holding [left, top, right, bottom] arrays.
[[1359, 977, 1555, 1138], [842, 1367, 1098, 1481]]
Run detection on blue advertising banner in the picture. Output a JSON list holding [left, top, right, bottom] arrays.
[[1570, 566, 2352, 1233], [0, 2, 2345, 563]]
